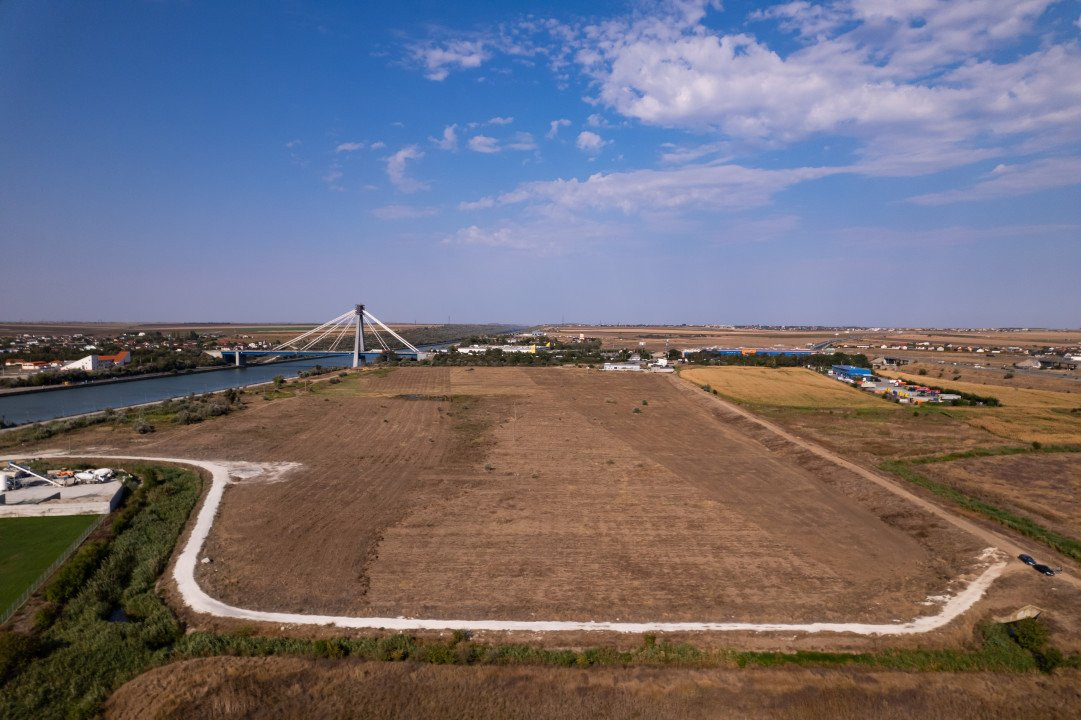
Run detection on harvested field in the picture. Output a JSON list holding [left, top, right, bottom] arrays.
[[105, 657, 1081, 720], [549, 325, 835, 352], [681, 366, 885, 409], [680, 366, 1009, 460], [880, 371, 1081, 445], [922, 453, 1081, 542], [40, 366, 985, 627], [899, 362, 1081, 394], [754, 406, 1010, 462], [882, 371, 1080, 410]]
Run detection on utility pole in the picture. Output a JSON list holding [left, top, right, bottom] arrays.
[[353, 304, 366, 368]]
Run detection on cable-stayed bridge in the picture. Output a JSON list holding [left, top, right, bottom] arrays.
[[219, 305, 427, 367]]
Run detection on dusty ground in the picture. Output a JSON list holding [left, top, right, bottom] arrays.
[[105, 656, 1081, 720], [923, 453, 1081, 541], [32, 366, 984, 627]]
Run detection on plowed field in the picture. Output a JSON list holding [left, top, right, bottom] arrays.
[[50, 367, 983, 623]]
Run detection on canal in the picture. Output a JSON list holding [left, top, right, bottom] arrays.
[[0, 357, 353, 426]]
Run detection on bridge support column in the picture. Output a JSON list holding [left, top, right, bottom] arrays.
[[234, 348, 244, 367], [353, 304, 365, 368]]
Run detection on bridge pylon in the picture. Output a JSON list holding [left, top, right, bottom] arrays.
[[258, 304, 421, 366], [353, 304, 365, 368]]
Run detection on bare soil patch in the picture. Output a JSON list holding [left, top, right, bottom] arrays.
[[36, 366, 987, 627]]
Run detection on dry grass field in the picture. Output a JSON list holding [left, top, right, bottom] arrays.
[[681, 366, 884, 409], [37, 366, 983, 626], [549, 325, 835, 351], [548, 325, 1080, 355], [880, 370, 1081, 445], [857, 329, 1081, 350], [105, 657, 1081, 720], [678, 366, 1009, 461], [922, 453, 1081, 542], [898, 361, 1081, 393]]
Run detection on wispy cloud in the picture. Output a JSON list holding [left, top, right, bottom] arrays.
[[575, 130, 607, 154], [467, 162, 841, 214], [908, 156, 1081, 205], [546, 118, 571, 139], [468, 135, 501, 153], [335, 141, 364, 153], [488, 116, 514, 125], [506, 131, 537, 151], [385, 145, 428, 192], [430, 124, 458, 151], [322, 164, 344, 191], [371, 204, 438, 220], [410, 39, 489, 81]]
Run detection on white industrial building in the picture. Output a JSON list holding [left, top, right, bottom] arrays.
[[455, 344, 538, 355], [60, 351, 131, 372], [602, 362, 642, 372]]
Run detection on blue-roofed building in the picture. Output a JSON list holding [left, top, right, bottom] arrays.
[[832, 364, 873, 381]]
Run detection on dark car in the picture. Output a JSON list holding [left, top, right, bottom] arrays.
[[1032, 564, 1056, 576], [1018, 554, 1037, 566]]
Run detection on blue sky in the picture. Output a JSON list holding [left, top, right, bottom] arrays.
[[2, 0, 1079, 326]]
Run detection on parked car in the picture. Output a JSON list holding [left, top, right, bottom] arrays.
[[1032, 564, 1056, 576], [1018, 554, 1037, 566]]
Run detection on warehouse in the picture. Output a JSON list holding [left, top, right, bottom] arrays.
[[831, 365, 873, 382], [602, 362, 642, 372]]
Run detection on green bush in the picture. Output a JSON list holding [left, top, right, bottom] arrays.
[[43, 540, 108, 605], [0, 632, 39, 684]]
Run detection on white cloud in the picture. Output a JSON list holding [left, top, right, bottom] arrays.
[[371, 204, 438, 220], [468, 135, 501, 153], [467, 161, 840, 214], [385, 145, 428, 192], [506, 132, 537, 151], [322, 164, 344, 191], [369, 141, 386, 150], [659, 140, 731, 165], [444, 224, 529, 249], [335, 142, 364, 153], [908, 156, 1081, 205], [412, 39, 490, 81], [285, 139, 302, 149], [575, 130, 607, 153], [459, 197, 496, 210], [546, 118, 571, 139], [407, 0, 1075, 179], [443, 213, 627, 253], [431, 125, 458, 151], [574, 0, 1079, 169], [488, 116, 514, 125]]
